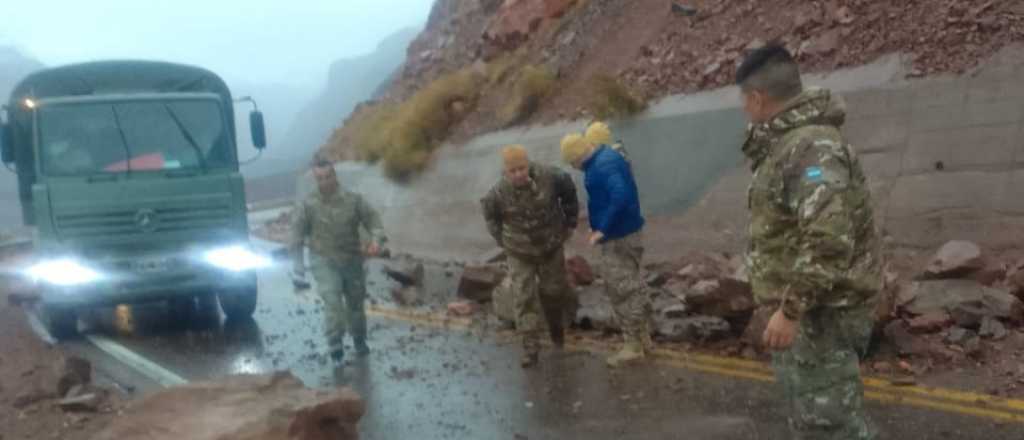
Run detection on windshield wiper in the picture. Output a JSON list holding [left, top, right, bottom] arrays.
[[163, 104, 208, 171], [110, 105, 133, 174]]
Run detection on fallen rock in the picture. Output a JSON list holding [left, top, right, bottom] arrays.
[[740, 306, 774, 349], [478, 247, 507, 264], [447, 301, 479, 317], [979, 316, 1008, 340], [575, 288, 615, 330], [645, 271, 669, 288], [57, 356, 93, 398], [651, 290, 687, 322], [884, 321, 935, 357], [383, 261, 425, 287], [946, 327, 974, 345], [685, 278, 754, 319], [902, 280, 1024, 323], [457, 265, 506, 303], [390, 286, 420, 307], [906, 311, 953, 334], [59, 387, 106, 413], [657, 316, 731, 343], [566, 255, 595, 287], [492, 275, 516, 324], [923, 241, 985, 279], [969, 262, 1007, 287], [89, 372, 364, 440]]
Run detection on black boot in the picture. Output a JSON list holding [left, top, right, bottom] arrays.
[[354, 338, 370, 357], [330, 348, 345, 365]]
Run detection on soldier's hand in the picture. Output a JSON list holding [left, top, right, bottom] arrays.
[[588, 231, 605, 246], [762, 309, 798, 350], [365, 242, 382, 258]]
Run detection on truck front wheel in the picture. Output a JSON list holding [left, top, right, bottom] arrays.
[[42, 305, 79, 340], [218, 286, 257, 321]]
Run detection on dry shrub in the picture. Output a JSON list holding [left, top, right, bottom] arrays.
[[498, 65, 556, 126], [585, 74, 647, 120], [324, 67, 485, 179]]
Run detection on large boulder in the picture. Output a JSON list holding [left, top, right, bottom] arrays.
[[656, 316, 732, 343], [902, 280, 1024, 323], [457, 265, 506, 303], [923, 241, 985, 279], [90, 372, 364, 440], [575, 287, 615, 330], [683, 278, 755, 319]]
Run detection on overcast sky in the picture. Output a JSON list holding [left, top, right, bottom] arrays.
[[1, 0, 433, 87]]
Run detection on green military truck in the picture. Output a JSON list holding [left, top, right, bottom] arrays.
[[0, 61, 269, 339]]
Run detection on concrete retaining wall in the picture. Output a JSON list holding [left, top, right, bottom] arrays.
[[290, 47, 1024, 261]]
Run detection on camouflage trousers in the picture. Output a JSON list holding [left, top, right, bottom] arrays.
[[310, 255, 368, 353], [772, 300, 878, 440], [598, 232, 651, 341], [508, 248, 570, 354]]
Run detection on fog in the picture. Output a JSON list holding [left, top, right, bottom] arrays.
[[1, 0, 432, 85]]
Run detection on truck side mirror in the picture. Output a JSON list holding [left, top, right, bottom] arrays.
[[249, 110, 267, 150], [1, 124, 13, 165]]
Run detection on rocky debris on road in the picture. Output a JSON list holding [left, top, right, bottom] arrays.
[[901, 280, 1023, 324], [384, 259, 426, 287], [448, 300, 480, 317], [457, 264, 506, 303], [89, 372, 365, 440], [656, 316, 732, 343]]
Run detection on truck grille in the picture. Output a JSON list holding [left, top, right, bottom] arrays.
[[56, 203, 234, 239]]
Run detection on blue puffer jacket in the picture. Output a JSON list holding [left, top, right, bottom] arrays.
[[582, 145, 645, 241]]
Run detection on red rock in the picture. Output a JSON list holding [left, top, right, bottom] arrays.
[[457, 265, 506, 302], [566, 255, 594, 287], [447, 301, 479, 317], [906, 311, 953, 334]]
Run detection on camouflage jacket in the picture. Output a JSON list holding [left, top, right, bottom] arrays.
[[290, 187, 387, 269], [481, 162, 579, 259], [743, 87, 881, 320]]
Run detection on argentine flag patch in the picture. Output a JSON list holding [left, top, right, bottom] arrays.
[[805, 166, 824, 182]]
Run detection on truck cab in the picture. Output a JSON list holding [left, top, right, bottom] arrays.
[[0, 61, 269, 338]]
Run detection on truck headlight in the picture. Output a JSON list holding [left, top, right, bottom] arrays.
[[203, 245, 272, 272], [26, 259, 103, 286]]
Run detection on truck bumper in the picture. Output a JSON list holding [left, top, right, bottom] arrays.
[[39, 268, 257, 308]]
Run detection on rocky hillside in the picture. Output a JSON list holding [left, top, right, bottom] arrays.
[[272, 28, 419, 172], [322, 0, 1024, 177]]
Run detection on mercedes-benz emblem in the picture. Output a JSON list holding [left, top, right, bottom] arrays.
[[135, 209, 158, 232]]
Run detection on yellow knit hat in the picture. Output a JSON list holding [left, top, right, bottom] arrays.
[[560, 133, 591, 164], [584, 121, 612, 147], [501, 144, 529, 169]]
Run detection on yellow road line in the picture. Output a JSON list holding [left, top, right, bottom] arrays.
[[366, 306, 1024, 422]]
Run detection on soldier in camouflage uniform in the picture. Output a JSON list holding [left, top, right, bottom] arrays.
[[737, 45, 881, 439], [481, 145, 579, 368], [561, 133, 652, 368], [291, 155, 388, 365]]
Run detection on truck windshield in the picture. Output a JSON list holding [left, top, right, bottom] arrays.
[[38, 99, 232, 176]]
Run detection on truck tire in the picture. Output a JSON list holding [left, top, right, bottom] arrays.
[[218, 286, 257, 321], [42, 305, 79, 340]]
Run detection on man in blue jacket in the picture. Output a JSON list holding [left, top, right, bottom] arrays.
[[561, 132, 652, 367]]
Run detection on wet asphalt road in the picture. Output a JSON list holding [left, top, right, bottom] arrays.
[[72, 254, 1024, 440]]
